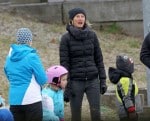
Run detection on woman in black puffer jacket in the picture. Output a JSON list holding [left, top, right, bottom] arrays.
[[59, 8, 107, 121]]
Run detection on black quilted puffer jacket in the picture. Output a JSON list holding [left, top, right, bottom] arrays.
[[59, 24, 106, 83]]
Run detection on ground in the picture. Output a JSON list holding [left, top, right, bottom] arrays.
[[64, 95, 119, 121]]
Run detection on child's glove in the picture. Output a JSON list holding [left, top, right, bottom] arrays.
[[128, 106, 135, 112], [100, 81, 107, 94]]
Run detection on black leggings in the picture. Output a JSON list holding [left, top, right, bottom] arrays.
[[70, 79, 101, 121], [10, 101, 42, 121]]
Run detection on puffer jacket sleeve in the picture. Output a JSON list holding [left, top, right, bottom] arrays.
[[93, 32, 106, 83], [59, 33, 70, 71], [140, 32, 150, 68], [29, 53, 47, 85]]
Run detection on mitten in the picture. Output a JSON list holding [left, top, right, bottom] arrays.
[[100, 81, 107, 94], [128, 106, 135, 113]]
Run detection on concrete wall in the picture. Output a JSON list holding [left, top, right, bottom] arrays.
[[3, 0, 143, 37], [48, 0, 63, 2], [10, 3, 62, 24], [0, 0, 9, 3], [62, 0, 143, 37], [11, 0, 41, 4], [63, 0, 142, 22]]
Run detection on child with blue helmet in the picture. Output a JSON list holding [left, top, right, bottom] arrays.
[[0, 109, 14, 121], [0, 95, 14, 121]]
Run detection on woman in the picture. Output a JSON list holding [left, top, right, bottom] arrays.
[[59, 8, 107, 121], [4, 28, 47, 121]]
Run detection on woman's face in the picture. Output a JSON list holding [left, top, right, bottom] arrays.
[[72, 13, 86, 28]]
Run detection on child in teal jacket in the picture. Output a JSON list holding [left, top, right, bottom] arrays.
[[42, 65, 68, 121]]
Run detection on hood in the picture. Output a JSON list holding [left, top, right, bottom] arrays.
[[9, 44, 36, 62], [108, 67, 132, 84], [66, 24, 90, 40]]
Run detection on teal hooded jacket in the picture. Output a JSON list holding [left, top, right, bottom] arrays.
[[4, 44, 47, 105]]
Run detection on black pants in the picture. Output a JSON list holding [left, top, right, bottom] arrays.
[[70, 79, 101, 121], [10, 101, 42, 121]]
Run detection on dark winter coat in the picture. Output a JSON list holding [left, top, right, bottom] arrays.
[[59, 24, 106, 83], [140, 32, 150, 68]]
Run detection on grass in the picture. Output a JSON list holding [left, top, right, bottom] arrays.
[[101, 105, 119, 121], [0, 11, 146, 120], [104, 22, 122, 34]]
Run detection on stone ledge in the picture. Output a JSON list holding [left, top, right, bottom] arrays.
[[101, 93, 144, 110]]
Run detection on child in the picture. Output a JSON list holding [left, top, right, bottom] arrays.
[[42, 65, 68, 121], [0, 95, 14, 121], [0, 109, 14, 121], [108, 55, 139, 121]]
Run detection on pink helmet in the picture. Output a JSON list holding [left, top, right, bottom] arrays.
[[46, 65, 68, 85]]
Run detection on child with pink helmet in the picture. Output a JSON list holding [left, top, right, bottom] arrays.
[[42, 65, 68, 121]]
